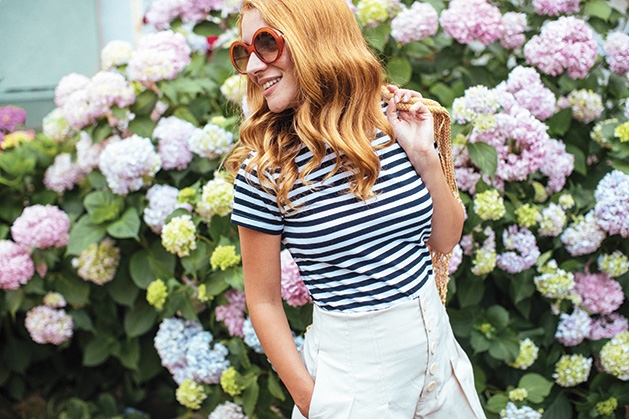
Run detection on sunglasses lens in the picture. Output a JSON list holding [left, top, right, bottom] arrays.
[[232, 44, 250, 73], [254, 31, 280, 63]]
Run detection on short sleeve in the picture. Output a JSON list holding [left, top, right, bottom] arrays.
[[231, 167, 284, 235]]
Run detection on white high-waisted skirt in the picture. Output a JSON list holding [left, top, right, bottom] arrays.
[[291, 276, 486, 419]]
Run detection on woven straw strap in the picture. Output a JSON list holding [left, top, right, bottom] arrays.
[[381, 87, 460, 304]]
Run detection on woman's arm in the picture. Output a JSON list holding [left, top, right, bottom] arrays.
[[384, 85, 465, 254], [238, 226, 314, 417]]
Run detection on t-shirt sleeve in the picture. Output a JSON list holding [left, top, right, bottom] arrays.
[[231, 166, 283, 235]]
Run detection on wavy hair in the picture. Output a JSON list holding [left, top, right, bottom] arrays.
[[224, 0, 394, 210]]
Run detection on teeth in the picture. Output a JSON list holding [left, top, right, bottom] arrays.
[[262, 78, 280, 90]]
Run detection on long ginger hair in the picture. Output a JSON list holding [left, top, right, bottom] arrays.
[[224, 0, 395, 210]]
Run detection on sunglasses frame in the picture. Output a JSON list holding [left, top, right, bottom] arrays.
[[230, 27, 285, 74]]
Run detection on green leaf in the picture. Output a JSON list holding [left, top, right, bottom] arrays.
[[92, 119, 113, 144], [584, 0, 612, 20], [428, 83, 457, 107], [242, 378, 260, 418], [519, 373, 553, 403], [53, 275, 90, 306], [193, 20, 224, 36], [130, 89, 159, 116], [83, 334, 118, 367], [456, 276, 485, 308], [203, 276, 230, 296], [546, 108, 572, 136], [173, 107, 199, 125], [0, 149, 36, 177], [467, 142, 497, 179], [124, 301, 159, 338], [116, 338, 141, 370], [66, 215, 108, 256], [386, 57, 412, 86], [488, 337, 520, 363], [470, 330, 490, 354], [486, 305, 509, 331], [106, 268, 139, 307], [127, 116, 157, 138], [5, 289, 24, 317], [180, 240, 210, 277], [107, 207, 141, 239], [84, 190, 124, 223], [566, 144, 587, 176], [364, 24, 390, 52], [69, 309, 95, 333], [129, 248, 176, 289], [485, 394, 509, 414], [267, 372, 286, 401]]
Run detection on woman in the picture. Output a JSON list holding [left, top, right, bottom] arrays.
[[226, 0, 485, 417]]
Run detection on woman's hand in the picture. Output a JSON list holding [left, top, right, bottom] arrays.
[[384, 85, 435, 157]]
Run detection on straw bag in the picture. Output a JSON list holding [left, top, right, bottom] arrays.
[[381, 87, 460, 305]]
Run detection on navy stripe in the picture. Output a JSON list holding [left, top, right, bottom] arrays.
[[231, 134, 435, 312]]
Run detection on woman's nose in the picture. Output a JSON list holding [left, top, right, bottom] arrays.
[[246, 52, 267, 74]]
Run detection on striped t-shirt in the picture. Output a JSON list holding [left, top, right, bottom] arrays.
[[231, 133, 434, 312]]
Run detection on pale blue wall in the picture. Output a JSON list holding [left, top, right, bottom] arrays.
[[0, 0, 147, 128]]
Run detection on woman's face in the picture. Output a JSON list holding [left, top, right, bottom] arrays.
[[241, 10, 299, 113]]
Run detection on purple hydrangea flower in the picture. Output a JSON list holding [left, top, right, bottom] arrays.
[[144, 0, 223, 30], [593, 170, 629, 238], [11, 205, 70, 249], [524, 17, 597, 79], [555, 307, 591, 347], [0, 240, 35, 290], [440, 0, 504, 46], [0, 106, 27, 133], [496, 225, 540, 274]]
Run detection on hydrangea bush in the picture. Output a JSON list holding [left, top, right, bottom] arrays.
[[0, 0, 628, 417]]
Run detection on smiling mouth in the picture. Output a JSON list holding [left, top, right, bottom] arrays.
[[262, 78, 281, 90]]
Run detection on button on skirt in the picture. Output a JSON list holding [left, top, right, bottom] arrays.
[[291, 277, 486, 419]]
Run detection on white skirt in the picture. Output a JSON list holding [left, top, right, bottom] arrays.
[[291, 277, 486, 419]]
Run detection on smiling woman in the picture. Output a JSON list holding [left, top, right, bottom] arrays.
[[224, 0, 483, 418]]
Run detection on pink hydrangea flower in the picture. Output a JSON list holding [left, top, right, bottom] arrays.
[[144, 0, 222, 30], [0, 240, 35, 290], [604, 32, 629, 75], [215, 289, 246, 337], [593, 170, 629, 238], [500, 12, 527, 50], [54, 73, 91, 108], [25, 305, 74, 345], [573, 272, 624, 315], [44, 153, 85, 193], [440, 0, 504, 46], [560, 212, 606, 257], [470, 107, 548, 182], [144, 184, 192, 234], [153, 116, 197, 171], [280, 250, 311, 307], [539, 138, 574, 194], [589, 314, 629, 340], [127, 30, 192, 83], [391, 2, 438, 44], [496, 66, 556, 121], [448, 244, 463, 274], [11, 205, 70, 249], [524, 17, 597, 79], [98, 135, 162, 195], [532, 0, 580, 16]]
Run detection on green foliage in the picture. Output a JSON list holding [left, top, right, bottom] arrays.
[[1, 0, 629, 418]]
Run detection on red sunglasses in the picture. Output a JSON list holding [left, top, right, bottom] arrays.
[[230, 27, 285, 74]]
